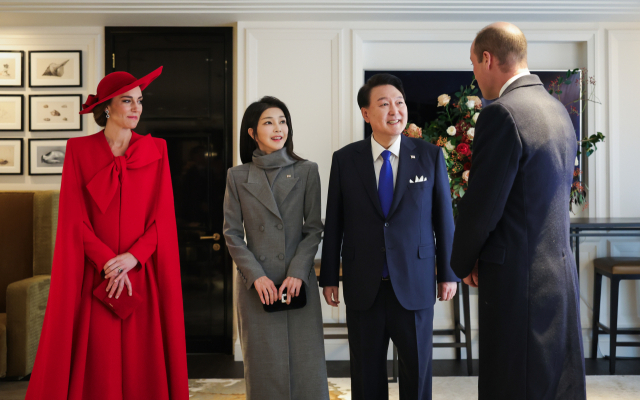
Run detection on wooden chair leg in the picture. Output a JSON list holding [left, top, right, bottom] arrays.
[[462, 283, 473, 375], [609, 277, 620, 375], [453, 283, 461, 360], [591, 271, 603, 359]]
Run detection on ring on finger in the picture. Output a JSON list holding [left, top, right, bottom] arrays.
[[117, 268, 123, 274]]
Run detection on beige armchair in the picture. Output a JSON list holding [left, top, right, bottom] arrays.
[[0, 191, 58, 378]]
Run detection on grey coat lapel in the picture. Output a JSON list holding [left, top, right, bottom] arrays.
[[272, 163, 300, 208], [241, 163, 282, 220], [387, 135, 417, 219]]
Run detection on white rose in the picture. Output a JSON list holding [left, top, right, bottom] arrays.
[[445, 142, 455, 152], [442, 148, 449, 159], [462, 170, 470, 182], [472, 113, 479, 123], [446, 126, 456, 136], [437, 94, 451, 107], [466, 100, 475, 109], [467, 128, 475, 140]]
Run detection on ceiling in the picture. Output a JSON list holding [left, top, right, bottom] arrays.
[[0, 0, 639, 25]]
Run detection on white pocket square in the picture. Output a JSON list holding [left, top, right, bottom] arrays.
[[410, 175, 426, 183]]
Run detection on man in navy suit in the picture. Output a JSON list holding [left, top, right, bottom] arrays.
[[320, 73, 459, 400]]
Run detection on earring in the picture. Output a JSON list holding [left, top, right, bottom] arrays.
[[105, 109, 110, 119]]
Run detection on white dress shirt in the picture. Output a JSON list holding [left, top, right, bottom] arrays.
[[371, 134, 401, 189], [499, 69, 530, 97]]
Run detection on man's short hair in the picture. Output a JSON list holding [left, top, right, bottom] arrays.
[[357, 73, 406, 109], [474, 25, 527, 73]]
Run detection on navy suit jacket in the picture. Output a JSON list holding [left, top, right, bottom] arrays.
[[320, 134, 458, 311]]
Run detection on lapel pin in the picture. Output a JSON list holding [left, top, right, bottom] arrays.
[[411, 155, 415, 159], [287, 175, 292, 178]]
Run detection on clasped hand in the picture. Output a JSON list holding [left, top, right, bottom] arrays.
[[463, 260, 479, 288], [103, 252, 138, 299], [254, 276, 302, 305]]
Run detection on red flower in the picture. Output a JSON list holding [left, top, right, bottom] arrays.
[[461, 134, 471, 144], [463, 162, 471, 171], [457, 143, 471, 156], [455, 120, 470, 136]]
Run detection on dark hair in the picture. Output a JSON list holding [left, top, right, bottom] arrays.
[[357, 73, 406, 109], [474, 25, 527, 73], [92, 100, 112, 127], [239, 96, 305, 164]]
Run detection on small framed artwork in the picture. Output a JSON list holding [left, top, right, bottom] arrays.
[[0, 138, 23, 175], [28, 138, 67, 175], [29, 50, 82, 88], [0, 95, 24, 131], [0, 50, 24, 87], [29, 94, 82, 132]]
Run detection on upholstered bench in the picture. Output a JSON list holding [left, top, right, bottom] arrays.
[[0, 191, 58, 378]]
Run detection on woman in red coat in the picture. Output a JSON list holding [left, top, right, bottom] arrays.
[[26, 67, 189, 400]]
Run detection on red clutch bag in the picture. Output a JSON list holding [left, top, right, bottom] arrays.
[[92, 278, 142, 320]]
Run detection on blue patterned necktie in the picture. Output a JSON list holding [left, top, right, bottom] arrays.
[[378, 150, 393, 278]]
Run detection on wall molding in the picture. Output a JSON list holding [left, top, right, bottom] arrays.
[[2, 1, 640, 16], [244, 27, 347, 152], [607, 30, 640, 218]]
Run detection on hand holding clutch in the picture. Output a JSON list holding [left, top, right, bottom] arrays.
[[93, 273, 142, 320]]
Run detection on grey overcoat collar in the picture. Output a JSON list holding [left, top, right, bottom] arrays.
[[502, 74, 544, 97]]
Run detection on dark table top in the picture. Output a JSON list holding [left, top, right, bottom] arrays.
[[570, 218, 640, 229]]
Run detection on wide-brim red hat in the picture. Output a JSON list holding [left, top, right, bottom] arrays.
[[79, 66, 163, 114]]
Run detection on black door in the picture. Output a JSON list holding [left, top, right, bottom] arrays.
[[106, 27, 233, 353]]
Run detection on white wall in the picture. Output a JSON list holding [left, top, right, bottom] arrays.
[[1, 20, 638, 362], [235, 21, 640, 360], [0, 27, 103, 190]]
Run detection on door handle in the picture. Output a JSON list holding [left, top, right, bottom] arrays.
[[200, 233, 221, 241]]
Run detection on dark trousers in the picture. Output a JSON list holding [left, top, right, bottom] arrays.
[[346, 280, 434, 400]]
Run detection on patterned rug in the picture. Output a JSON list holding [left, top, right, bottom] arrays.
[[188, 378, 388, 399], [2, 376, 639, 399], [186, 376, 640, 399]]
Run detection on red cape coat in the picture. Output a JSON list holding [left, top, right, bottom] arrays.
[[26, 131, 188, 400]]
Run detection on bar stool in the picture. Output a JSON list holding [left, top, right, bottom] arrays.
[[433, 282, 473, 375], [591, 257, 640, 374]]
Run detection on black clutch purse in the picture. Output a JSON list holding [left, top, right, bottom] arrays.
[[262, 284, 307, 313]]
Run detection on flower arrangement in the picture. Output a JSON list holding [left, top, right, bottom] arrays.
[[548, 68, 605, 212], [403, 79, 481, 217], [403, 70, 605, 216]]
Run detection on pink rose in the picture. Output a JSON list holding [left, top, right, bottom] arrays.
[[405, 123, 422, 138]]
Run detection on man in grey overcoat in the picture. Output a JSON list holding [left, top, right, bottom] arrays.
[[450, 22, 586, 399]]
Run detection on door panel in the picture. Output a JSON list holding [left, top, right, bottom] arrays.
[[106, 27, 233, 353]]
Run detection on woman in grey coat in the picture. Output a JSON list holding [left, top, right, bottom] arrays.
[[223, 96, 329, 399]]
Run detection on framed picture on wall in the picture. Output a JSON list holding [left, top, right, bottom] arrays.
[[29, 50, 82, 88], [0, 138, 23, 175], [28, 138, 67, 175], [29, 94, 82, 132], [0, 50, 24, 87], [0, 95, 24, 131]]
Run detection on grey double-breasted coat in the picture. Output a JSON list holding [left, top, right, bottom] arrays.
[[223, 149, 329, 400]]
